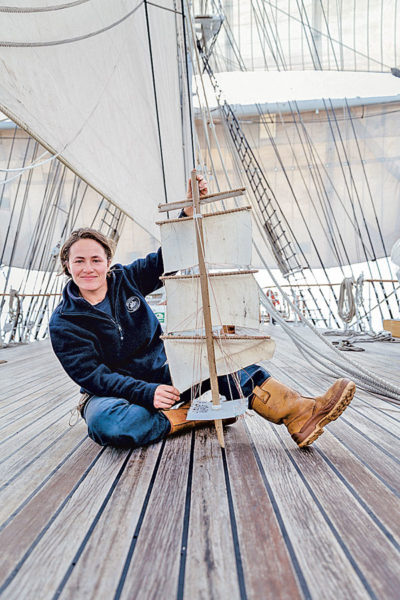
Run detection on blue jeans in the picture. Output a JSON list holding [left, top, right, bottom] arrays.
[[84, 364, 270, 449]]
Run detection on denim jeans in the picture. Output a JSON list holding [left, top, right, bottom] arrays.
[[84, 363, 270, 449]]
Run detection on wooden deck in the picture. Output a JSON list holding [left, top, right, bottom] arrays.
[[1, 325, 400, 600]]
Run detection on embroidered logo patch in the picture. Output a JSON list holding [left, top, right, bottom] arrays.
[[126, 296, 141, 312]]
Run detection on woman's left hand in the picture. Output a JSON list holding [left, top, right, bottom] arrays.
[[184, 174, 208, 217]]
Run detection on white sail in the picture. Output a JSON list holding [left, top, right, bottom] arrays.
[[0, 1, 190, 239], [0, 126, 159, 269], [163, 271, 260, 333], [163, 333, 275, 392], [159, 207, 252, 272], [196, 71, 400, 269]]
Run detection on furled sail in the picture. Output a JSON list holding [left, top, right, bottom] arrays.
[[162, 271, 260, 333], [158, 207, 253, 272], [0, 0, 190, 240]]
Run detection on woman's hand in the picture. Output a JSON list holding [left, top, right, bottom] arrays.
[[154, 384, 180, 409], [184, 174, 208, 217]]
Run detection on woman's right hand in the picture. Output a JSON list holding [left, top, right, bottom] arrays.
[[154, 384, 180, 409]]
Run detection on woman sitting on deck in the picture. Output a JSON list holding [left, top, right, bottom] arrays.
[[49, 177, 356, 450]]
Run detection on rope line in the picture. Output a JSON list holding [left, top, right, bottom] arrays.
[[0, 1, 91, 13], [0, 1, 144, 47]]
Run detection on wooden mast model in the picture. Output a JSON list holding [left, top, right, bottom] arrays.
[[158, 170, 275, 448]]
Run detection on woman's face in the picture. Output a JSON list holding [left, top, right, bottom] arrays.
[[67, 238, 110, 297]]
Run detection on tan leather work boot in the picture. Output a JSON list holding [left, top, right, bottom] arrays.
[[250, 378, 355, 447], [162, 402, 237, 435]]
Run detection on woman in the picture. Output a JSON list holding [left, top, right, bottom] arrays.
[[50, 177, 355, 450]]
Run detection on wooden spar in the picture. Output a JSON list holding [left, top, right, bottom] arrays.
[[191, 170, 225, 449], [158, 187, 246, 213]]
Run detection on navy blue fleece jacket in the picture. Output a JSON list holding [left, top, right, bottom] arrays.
[[49, 248, 172, 409]]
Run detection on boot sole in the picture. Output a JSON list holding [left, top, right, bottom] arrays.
[[296, 380, 355, 448]]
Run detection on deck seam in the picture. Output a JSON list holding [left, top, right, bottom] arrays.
[[0, 435, 88, 532], [270, 425, 380, 600], [0, 383, 76, 430], [0, 447, 106, 596], [340, 417, 400, 465], [177, 431, 195, 600], [343, 406, 400, 439], [51, 450, 133, 600], [244, 420, 311, 600], [0, 399, 75, 446], [0, 410, 74, 463], [113, 439, 166, 600], [327, 430, 400, 498], [314, 447, 400, 552], [221, 447, 247, 600], [0, 425, 84, 488]]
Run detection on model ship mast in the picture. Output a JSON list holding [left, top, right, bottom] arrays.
[[158, 170, 275, 448], [191, 170, 224, 447]]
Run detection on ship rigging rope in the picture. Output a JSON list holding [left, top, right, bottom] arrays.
[[258, 281, 400, 404], [204, 93, 400, 402], [202, 2, 398, 330], [144, 0, 168, 206], [0, 0, 90, 12], [200, 38, 328, 328], [0, 1, 144, 47], [208, 7, 345, 326], [252, 2, 396, 318], [344, 98, 399, 305], [261, 0, 391, 70], [337, 278, 356, 324], [323, 97, 393, 318]]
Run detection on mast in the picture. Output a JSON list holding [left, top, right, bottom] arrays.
[[191, 169, 224, 447], [158, 177, 275, 448]]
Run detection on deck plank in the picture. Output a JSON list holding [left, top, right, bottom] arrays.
[[0, 438, 102, 590], [0, 423, 87, 526], [246, 414, 371, 599], [225, 420, 302, 599], [183, 427, 240, 600], [57, 442, 163, 600], [274, 425, 400, 599], [1, 445, 127, 600], [316, 434, 400, 540], [118, 434, 192, 600], [1, 332, 399, 599]]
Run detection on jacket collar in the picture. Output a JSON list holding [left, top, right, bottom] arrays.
[[60, 268, 120, 315]]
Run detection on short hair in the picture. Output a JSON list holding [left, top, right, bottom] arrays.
[[59, 228, 116, 278]]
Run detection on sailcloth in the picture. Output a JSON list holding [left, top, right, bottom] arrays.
[[0, 0, 190, 239], [163, 272, 260, 332], [159, 208, 253, 272], [160, 202, 275, 392], [163, 334, 275, 392]]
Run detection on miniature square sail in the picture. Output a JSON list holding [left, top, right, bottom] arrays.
[[158, 172, 275, 447]]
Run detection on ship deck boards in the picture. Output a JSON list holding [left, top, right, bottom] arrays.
[[1, 325, 400, 600]]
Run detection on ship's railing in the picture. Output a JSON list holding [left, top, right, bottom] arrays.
[[261, 279, 399, 332]]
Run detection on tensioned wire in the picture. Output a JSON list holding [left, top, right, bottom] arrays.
[[216, 4, 398, 320], [203, 19, 346, 327], [227, 0, 398, 292], [260, 0, 392, 71], [0, 1, 91, 13], [344, 98, 400, 310], [321, 97, 392, 319], [254, 243, 400, 404], [0, 1, 144, 47], [202, 14, 398, 332], [191, 34, 400, 403], [211, 0, 388, 72]]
